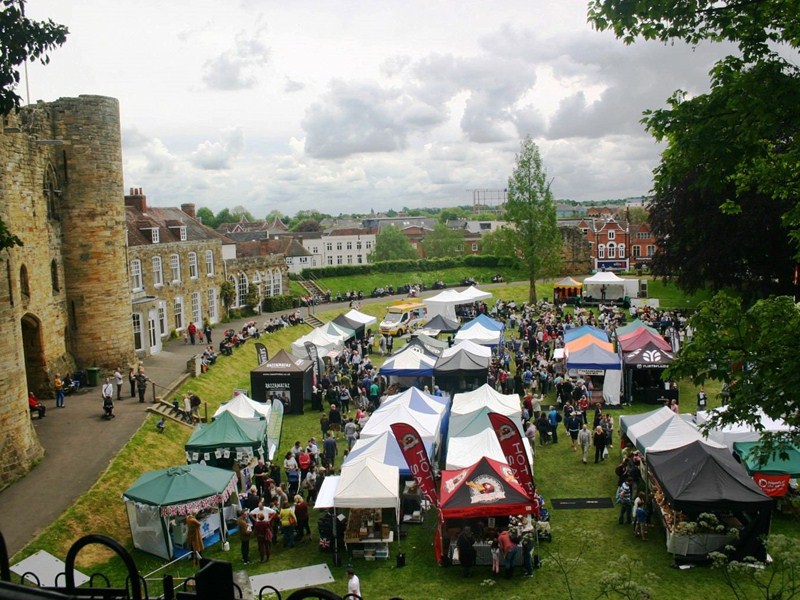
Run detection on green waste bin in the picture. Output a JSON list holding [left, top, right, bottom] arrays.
[[86, 367, 101, 387]]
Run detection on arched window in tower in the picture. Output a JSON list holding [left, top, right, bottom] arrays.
[[51, 259, 60, 293], [20, 264, 30, 301], [44, 163, 61, 221], [238, 272, 248, 307]]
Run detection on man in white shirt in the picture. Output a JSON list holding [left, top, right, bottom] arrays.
[[346, 568, 361, 597]]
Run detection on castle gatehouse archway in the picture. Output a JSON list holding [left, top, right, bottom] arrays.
[[21, 313, 47, 397]]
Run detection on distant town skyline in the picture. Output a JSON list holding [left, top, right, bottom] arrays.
[[27, 1, 731, 215]]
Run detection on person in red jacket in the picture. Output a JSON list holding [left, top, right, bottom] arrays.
[[28, 392, 46, 418]]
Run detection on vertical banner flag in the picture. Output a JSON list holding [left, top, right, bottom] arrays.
[[390, 423, 438, 507], [304, 342, 321, 385], [254, 343, 269, 366], [487, 412, 536, 500]]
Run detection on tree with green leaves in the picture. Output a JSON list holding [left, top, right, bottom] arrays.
[[505, 136, 561, 303], [666, 292, 800, 449], [196, 207, 216, 228], [1, 0, 68, 250], [710, 534, 800, 600], [371, 225, 418, 261], [479, 226, 519, 261], [421, 222, 462, 258], [588, 1, 800, 293], [1, 0, 68, 115], [645, 60, 799, 297]]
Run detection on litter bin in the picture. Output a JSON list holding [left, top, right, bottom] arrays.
[[86, 367, 101, 387]]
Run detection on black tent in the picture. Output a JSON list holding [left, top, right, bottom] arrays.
[[333, 313, 365, 339], [250, 349, 313, 414], [622, 342, 675, 404], [423, 314, 461, 334], [648, 441, 772, 560], [433, 347, 489, 394]]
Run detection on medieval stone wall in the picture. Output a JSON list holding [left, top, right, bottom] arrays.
[[560, 225, 592, 275], [0, 96, 134, 484]]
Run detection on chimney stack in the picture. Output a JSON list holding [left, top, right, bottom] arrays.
[[124, 187, 147, 213], [181, 203, 196, 219]]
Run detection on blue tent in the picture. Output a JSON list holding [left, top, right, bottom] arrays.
[[460, 313, 504, 332], [564, 325, 609, 343], [566, 344, 621, 371]]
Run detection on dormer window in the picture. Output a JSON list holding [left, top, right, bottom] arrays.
[[180, 227, 187, 241], [151, 228, 160, 243]]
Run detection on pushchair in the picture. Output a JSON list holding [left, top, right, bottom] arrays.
[[103, 397, 115, 419]]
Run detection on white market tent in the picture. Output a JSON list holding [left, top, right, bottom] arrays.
[[333, 458, 401, 525], [359, 401, 442, 444], [458, 286, 493, 303], [442, 339, 492, 358], [291, 327, 344, 358], [381, 386, 448, 415], [213, 393, 271, 420], [696, 407, 792, 449], [344, 309, 378, 328], [450, 384, 520, 416], [314, 475, 340, 509], [424, 290, 464, 320], [621, 407, 674, 445], [583, 272, 633, 301], [454, 322, 502, 346], [344, 431, 435, 477]]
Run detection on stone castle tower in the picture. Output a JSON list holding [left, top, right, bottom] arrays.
[[0, 96, 134, 484]]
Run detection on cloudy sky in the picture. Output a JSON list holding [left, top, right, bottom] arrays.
[[25, 1, 731, 217]]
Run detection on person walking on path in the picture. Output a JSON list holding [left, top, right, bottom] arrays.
[[188, 322, 197, 345], [135, 368, 149, 403], [203, 322, 213, 345], [593, 425, 608, 464], [578, 424, 591, 465], [54, 373, 65, 408], [114, 367, 124, 401]]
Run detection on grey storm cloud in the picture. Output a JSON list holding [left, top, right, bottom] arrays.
[[190, 127, 244, 170], [202, 29, 271, 91]]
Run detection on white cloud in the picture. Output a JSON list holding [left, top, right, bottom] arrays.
[[190, 127, 244, 170], [202, 28, 271, 91]]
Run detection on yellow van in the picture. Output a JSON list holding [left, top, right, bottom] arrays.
[[379, 301, 428, 336]]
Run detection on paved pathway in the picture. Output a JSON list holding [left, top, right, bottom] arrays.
[[0, 283, 509, 557]]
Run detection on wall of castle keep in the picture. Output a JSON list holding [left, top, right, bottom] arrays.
[[0, 96, 134, 484], [50, 96, 134, 370]]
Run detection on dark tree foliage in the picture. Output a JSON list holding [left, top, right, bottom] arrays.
[[1, 0, 68, 115], [645, 59, 800, 297]]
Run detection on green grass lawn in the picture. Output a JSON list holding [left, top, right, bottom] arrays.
[[12, 288, 797, 600]]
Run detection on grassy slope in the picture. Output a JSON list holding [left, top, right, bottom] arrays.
[[13, 279, 796, 599]]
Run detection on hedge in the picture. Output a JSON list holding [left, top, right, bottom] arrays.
[[261, 294, 295, 312]]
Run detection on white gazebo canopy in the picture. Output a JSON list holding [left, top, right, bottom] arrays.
[[213, 393, 271, 420]]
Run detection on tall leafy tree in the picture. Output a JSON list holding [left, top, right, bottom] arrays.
[[645, 60, 799, 297], [1, 0, 68, 250], [479, 227, 519, 261], [666, 292, 800, 449], [1, 0, 68, 115], [588, 1, 800, 292], [421, 223, 463, 258], [505, 136, 561, 303], [371, 225, 418, 261]]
